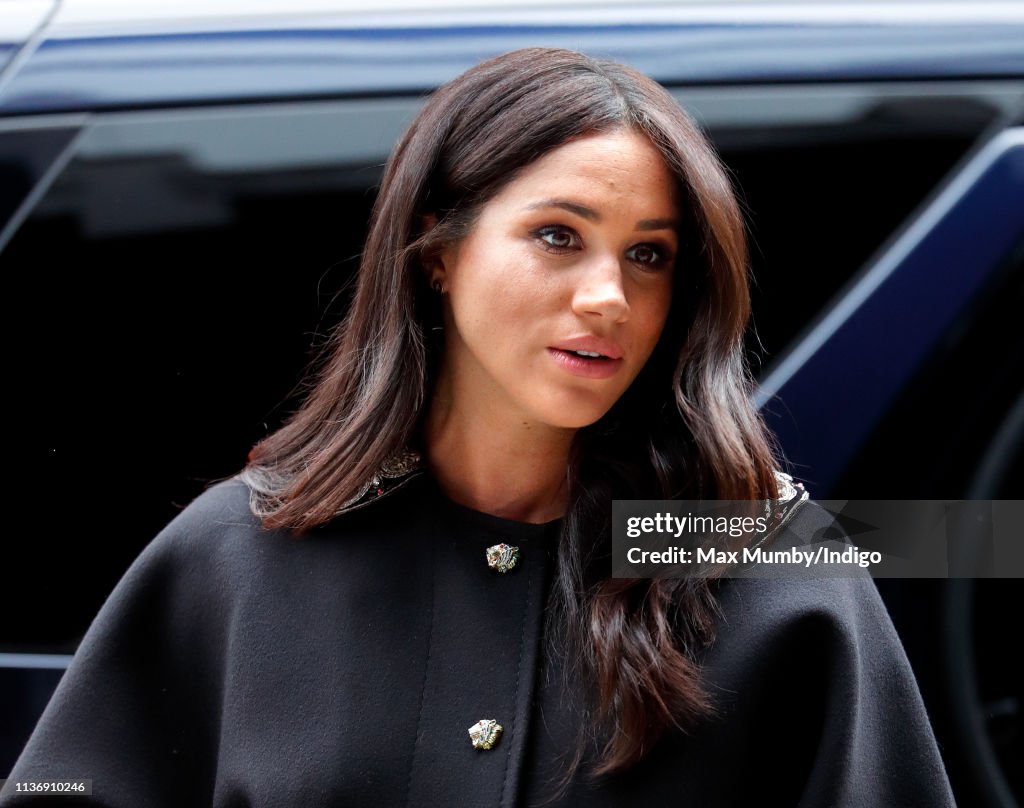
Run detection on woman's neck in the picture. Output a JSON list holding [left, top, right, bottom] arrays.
[[423, 393, 574, 524]]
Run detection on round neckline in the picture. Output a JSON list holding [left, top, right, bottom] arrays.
[[421, 475, 563, 540]]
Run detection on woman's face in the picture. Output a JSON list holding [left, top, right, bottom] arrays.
[[433, 128, 679, 431]]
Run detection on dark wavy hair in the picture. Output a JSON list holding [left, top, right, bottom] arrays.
[[241, 47, 781, 796]]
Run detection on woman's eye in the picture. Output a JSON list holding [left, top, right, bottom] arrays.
[[534, 226, 579, 251], [628, 243, 671, 268]]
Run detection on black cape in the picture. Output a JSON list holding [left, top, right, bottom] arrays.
[[2, 475, 956, 807]]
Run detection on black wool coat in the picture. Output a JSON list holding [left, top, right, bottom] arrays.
[[1, 471, 957, 807]]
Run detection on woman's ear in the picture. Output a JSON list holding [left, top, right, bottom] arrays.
[[420, 213, 448, 292]]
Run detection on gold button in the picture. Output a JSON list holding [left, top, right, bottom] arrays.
[[468, 719, 503, 750], [486, 543, 519, 573]]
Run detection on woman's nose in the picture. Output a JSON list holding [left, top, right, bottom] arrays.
[[570, 255, 629, 322]]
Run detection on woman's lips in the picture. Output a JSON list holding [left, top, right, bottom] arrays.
[[547, 348, 623, 379]]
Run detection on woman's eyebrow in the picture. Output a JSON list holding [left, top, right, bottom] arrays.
[[523, 198, 678, 231], [635, 216, 678, 232], [524, 198, 598, 221]]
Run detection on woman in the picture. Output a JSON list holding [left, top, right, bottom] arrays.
[[2, 48, 955, 807]]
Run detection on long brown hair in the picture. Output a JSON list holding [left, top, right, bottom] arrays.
[[242, 47, 780, 791]]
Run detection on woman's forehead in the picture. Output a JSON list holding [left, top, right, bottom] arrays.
[[487, 130, 680, 218]]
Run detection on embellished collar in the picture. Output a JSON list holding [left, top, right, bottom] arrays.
[[773, 470, 808, 503], [334, 448, 425, 515], [335, 449, 809, 528], [762, 470, 810, 544]]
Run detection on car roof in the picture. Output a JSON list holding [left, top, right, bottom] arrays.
[[2, 0, 1023, 115]]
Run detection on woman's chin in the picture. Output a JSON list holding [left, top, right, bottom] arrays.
[[529, 399, 616, 431]]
